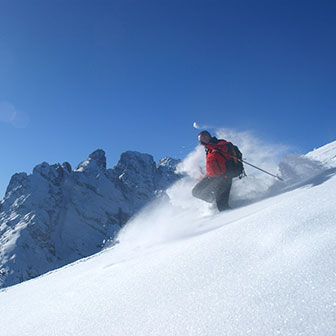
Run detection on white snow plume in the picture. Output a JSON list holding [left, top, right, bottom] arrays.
[[114, 129, 292, 251], [178, 128, 290, 204], [113, 142, 218, 251], [114, 177, 215, 253], [113, 131, 333, 259], [211, 128, 291, 204], [176, 145, 205, 179], [184, 127, 289, 181], [279, 154, 325, 185], [215, 128, 289, 178]]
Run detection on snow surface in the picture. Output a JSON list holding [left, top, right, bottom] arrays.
[[0, 139, 336, 336]]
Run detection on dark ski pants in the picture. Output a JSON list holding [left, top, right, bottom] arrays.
[[192, 175, 232, 211]]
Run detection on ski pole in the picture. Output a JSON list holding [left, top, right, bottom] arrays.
[[225, 153, 284, 181], [240, 158, 283, 181]]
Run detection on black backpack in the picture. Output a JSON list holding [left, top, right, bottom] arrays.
[[223, 142, 245, 178]]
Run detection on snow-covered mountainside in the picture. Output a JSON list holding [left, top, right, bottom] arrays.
[[0, 140, 335, 336], [306, 140, 336, 167], [0, 150, 182, 288]]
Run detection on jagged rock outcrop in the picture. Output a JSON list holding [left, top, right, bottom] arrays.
[[0, 149, 182, 288]]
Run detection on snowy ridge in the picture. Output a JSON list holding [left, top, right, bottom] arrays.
[[306, 140, 336, 167], [0, 140, 335, 335], [0, 149, 182, 288]]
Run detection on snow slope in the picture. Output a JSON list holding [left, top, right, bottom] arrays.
[[0, 140, 335, 336]]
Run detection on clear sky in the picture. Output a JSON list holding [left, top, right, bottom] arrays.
[[0, 0, 335, 197]]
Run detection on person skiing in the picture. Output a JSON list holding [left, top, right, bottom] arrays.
[[192, 130, 234, 211]]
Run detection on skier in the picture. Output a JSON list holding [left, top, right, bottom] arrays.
[[192, 130, 234, 211]]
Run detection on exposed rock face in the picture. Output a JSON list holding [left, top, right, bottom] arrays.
[[0, 149, 182, 288]]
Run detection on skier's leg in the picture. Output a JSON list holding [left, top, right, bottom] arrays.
[[192, 177, 216, 203], [214, 177, 232, 211]]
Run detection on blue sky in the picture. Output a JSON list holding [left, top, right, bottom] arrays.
[[0, 0, 335, 197]]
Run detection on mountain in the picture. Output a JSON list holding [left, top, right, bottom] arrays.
[[0, 141, 335, 336], [0, 149, 182, 288]]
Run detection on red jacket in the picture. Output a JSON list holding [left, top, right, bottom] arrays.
[[205, 138, 232, 177]]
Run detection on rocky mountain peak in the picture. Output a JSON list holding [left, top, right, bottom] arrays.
[[4, 172, 28, 199], [0, 149, 182, 289], [88, 149, 106, 169], [76, 149, 107, 172], [115, 151, 155, 169]]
